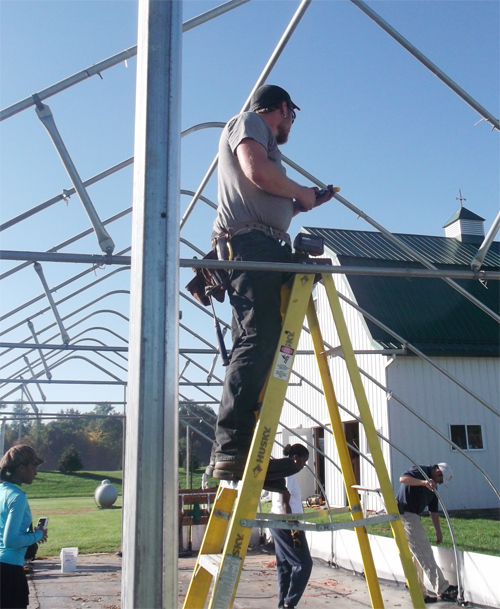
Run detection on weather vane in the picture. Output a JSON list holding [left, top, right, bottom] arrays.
[[456, 188, 466, 208]]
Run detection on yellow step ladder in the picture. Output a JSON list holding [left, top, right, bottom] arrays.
[[183, 268, 425, 609]]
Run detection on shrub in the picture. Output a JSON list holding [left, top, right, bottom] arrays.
[[58, 445, 83, 474]]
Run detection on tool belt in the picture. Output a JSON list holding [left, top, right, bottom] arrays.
[[212, 221, 292, 250], [185, 222, 290, 307]]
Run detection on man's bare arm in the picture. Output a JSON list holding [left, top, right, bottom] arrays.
[[430, 511, 443, 544], [236, 139, 317, 211], [400, 476, 437, 491]]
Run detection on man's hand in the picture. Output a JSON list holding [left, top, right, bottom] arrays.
[[313, 184, 338, 208], [294, 184, 339, 214], [37, 527, 48, 543], [291, 530, 302, 552], [293, 186, 317, 212], [430, 512, 443, 545], [425, 479, 437, 491]]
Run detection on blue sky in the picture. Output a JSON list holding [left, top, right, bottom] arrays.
[[0, 0, 498, 415]]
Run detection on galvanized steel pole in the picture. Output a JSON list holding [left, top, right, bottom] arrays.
[[121, 0, 182, 607], [0, 0, 251, 121], [471, 210, 500, 271]]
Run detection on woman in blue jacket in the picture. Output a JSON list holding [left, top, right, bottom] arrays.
[[0, 445, 47, 609]]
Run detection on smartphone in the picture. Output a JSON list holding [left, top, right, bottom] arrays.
[[36, 517, 49, 529]]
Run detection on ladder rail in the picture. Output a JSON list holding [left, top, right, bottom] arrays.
[[321, 273, 425, 608], [305, 293, 388, 608]]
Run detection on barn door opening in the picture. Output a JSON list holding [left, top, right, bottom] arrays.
[[313, 426, 325, 495], [344, 421, 360, 486]]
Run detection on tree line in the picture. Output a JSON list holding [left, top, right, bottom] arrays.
[[1, 401, 215, 472]]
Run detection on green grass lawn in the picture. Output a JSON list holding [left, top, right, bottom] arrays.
[[25, 470, 123, 499], [23, 470, 500, 558], [30, 496, 122, 557]]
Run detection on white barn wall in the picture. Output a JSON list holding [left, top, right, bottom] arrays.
[[278, 267, 394, 510], [387, 356, 500, 510]]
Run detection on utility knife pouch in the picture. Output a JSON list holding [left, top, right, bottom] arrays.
[[185, 249, 228, 306]]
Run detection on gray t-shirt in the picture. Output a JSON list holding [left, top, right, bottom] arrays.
[[213, 112, 294, 235]]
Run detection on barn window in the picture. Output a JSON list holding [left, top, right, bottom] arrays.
[[450, 424, 484, 450]]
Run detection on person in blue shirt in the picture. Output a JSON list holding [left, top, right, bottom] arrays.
[[0, 445, 47, 609], [396, 463, 458, 604]]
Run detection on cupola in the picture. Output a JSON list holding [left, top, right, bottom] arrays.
[[443, 192, 485, 244]]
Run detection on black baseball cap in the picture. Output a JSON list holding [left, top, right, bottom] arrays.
[[250, 85, 300, 112]]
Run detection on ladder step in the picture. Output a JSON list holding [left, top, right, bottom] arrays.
[[254, 507, 350, 522], [352, 485, 382, 493], [241, 512, 399, 532], [198, 553, 222, 577]]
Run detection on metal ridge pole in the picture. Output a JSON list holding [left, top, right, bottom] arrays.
[[0, 378, 125, 385], [349, 0, 500, 132], [182, 0, 251, 32], [180, 257, 500, 280], [0, 216, 132, 282], [0, 250, 131, 265], [121, 0, 181, 607], [0, 0, 251, 121], [179, 0, 313, 228], [2, 251, 500, 281], [0, 342, 128, 352]]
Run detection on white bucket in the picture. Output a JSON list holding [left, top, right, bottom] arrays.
[[60, 547, 78, 573]]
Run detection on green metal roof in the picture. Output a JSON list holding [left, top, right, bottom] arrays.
[[303, 228, 499, 356], [304, 228, 499, 267], [443, 206, 486, 228]]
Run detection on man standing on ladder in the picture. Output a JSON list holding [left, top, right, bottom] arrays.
[[208, 84, 335, 485], [396, 463, 458, 603]]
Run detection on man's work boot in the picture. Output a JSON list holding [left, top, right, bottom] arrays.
[[204, 442, 218, 477]]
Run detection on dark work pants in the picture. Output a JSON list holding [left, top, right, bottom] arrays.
[[214, 231, 292, 460], [273, 528, 313, 607]]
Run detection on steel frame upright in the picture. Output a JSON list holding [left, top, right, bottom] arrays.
[[121, 0, 182, 607]]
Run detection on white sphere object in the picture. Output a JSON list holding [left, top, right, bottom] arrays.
[[95, 479, 118, 508]]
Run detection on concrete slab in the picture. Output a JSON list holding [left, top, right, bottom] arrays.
[[26, 550, 460, 609]]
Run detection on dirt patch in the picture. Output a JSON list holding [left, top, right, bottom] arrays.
[[39, 508, 100, 515]]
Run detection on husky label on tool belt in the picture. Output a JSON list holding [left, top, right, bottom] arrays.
[[273, 344, 295, 380]]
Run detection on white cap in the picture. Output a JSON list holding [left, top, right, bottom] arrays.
[[437, 463, 453, 487]]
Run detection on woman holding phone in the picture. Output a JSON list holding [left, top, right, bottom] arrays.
[[0, 445, 47, 609]]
